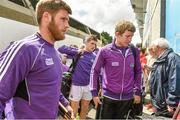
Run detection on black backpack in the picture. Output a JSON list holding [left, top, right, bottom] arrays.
[[128, 44, 143, 118]]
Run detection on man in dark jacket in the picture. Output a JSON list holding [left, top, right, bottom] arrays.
[[149, 38, 180, 118]]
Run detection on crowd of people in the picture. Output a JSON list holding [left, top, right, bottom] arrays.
[[137, 38, 180, 118], [0, 0, 179, 119]]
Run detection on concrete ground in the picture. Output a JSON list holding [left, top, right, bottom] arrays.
[[87, 94, 169, 119], [87, 106, 168, 119]]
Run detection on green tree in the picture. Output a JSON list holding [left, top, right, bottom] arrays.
[[101, 31, 113, 45]]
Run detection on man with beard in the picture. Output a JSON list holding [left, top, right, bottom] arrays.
[[0, 0, 73, 119]]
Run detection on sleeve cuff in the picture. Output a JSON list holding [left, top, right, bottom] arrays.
[[134, 90, 141, 96], [91, 90, 98, 97], [63, 99, 69, 107]]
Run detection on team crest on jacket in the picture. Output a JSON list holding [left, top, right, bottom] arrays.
[[45, 58, 54, 65], [130, 63, 134, 68], [91, 59, 94, 62], [112, 62, 119, 66]]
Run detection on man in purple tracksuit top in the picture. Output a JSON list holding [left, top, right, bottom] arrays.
[[90, 20, 142, 119], [0, 0, 73, 119], [58, 35, 97, 119]]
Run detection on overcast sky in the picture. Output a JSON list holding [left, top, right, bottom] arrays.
[[65, 0, 141, 44]]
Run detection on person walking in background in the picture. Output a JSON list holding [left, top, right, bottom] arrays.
[[144, 46, 157, 112], [90, 20, 142, 119], [0, 0, 73, 119], [145, 46, 157, 80], [58, 35, 97, 119], [149, 38, 180, 118], [136, 44, 147, 96], [61, 54, 69, 72], [139, 47, 147, 99], [140, 48, 147, 79]]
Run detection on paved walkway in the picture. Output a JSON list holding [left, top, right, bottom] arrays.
[[87, 106, 168, 119], [87, 94, 169, 119]]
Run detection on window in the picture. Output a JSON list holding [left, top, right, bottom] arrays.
[[29, 0, 39, 10], [9, 0, 26, 7]]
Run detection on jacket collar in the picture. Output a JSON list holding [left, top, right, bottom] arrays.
[[156, 48, 173, 62]]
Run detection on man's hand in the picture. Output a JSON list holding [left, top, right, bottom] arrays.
[[93, 96, 102, 109], [66, 105, 74, 119], [78, 48, 85, 54], [167, 105, 176, 113], [133, 95, 141, 104]]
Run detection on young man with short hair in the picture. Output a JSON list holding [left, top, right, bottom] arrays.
[[58, 35, 97, 119], [90, 20, 142, 119]]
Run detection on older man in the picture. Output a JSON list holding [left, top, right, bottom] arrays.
[[149, 38, 180, 117]]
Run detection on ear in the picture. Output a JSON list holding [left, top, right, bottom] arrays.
[[115, 31, 121, 37], [42, 12, 52, 23]]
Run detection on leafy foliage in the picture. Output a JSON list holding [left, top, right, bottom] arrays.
[[101, 31, 113, 45]]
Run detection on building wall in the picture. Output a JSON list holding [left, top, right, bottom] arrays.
[[166, 0, 180, 54], [0, 17, 85, 52], [0, 17, 37, 52], [0, 0, 102, 52], [55, 35, 83, 49], [0, 0, 37, 25], [144, 0, 180, 54], [143, 0, 161, 46], [151, 0, 161, 41]]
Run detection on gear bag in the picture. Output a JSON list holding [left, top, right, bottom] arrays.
[[61, 53, 81, 99]]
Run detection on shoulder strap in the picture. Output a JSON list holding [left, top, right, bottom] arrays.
[[68, 53, 81, 74], [129, 43, 136, 59], [129, 44, 137, 72]]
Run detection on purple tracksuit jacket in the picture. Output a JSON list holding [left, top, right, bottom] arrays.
[[0, 33, 68, 119], [90, 43, 142, 100], [58, 45, 96, 86]]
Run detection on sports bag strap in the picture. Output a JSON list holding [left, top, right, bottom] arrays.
[[68, 52, 81, 74], [129, 44, 136, 63], [129, 43, 137, 73]]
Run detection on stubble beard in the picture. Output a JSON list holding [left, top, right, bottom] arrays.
[[48, 18, 65, 41]]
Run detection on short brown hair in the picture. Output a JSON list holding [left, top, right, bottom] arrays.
[[36, 0, 72, 25], [115, 20, 136, 34], [85, 35, 98, 43]]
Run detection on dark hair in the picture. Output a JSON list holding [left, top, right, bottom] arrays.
[[140, 48, 146, 54], [36, 0, 72, 25]]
